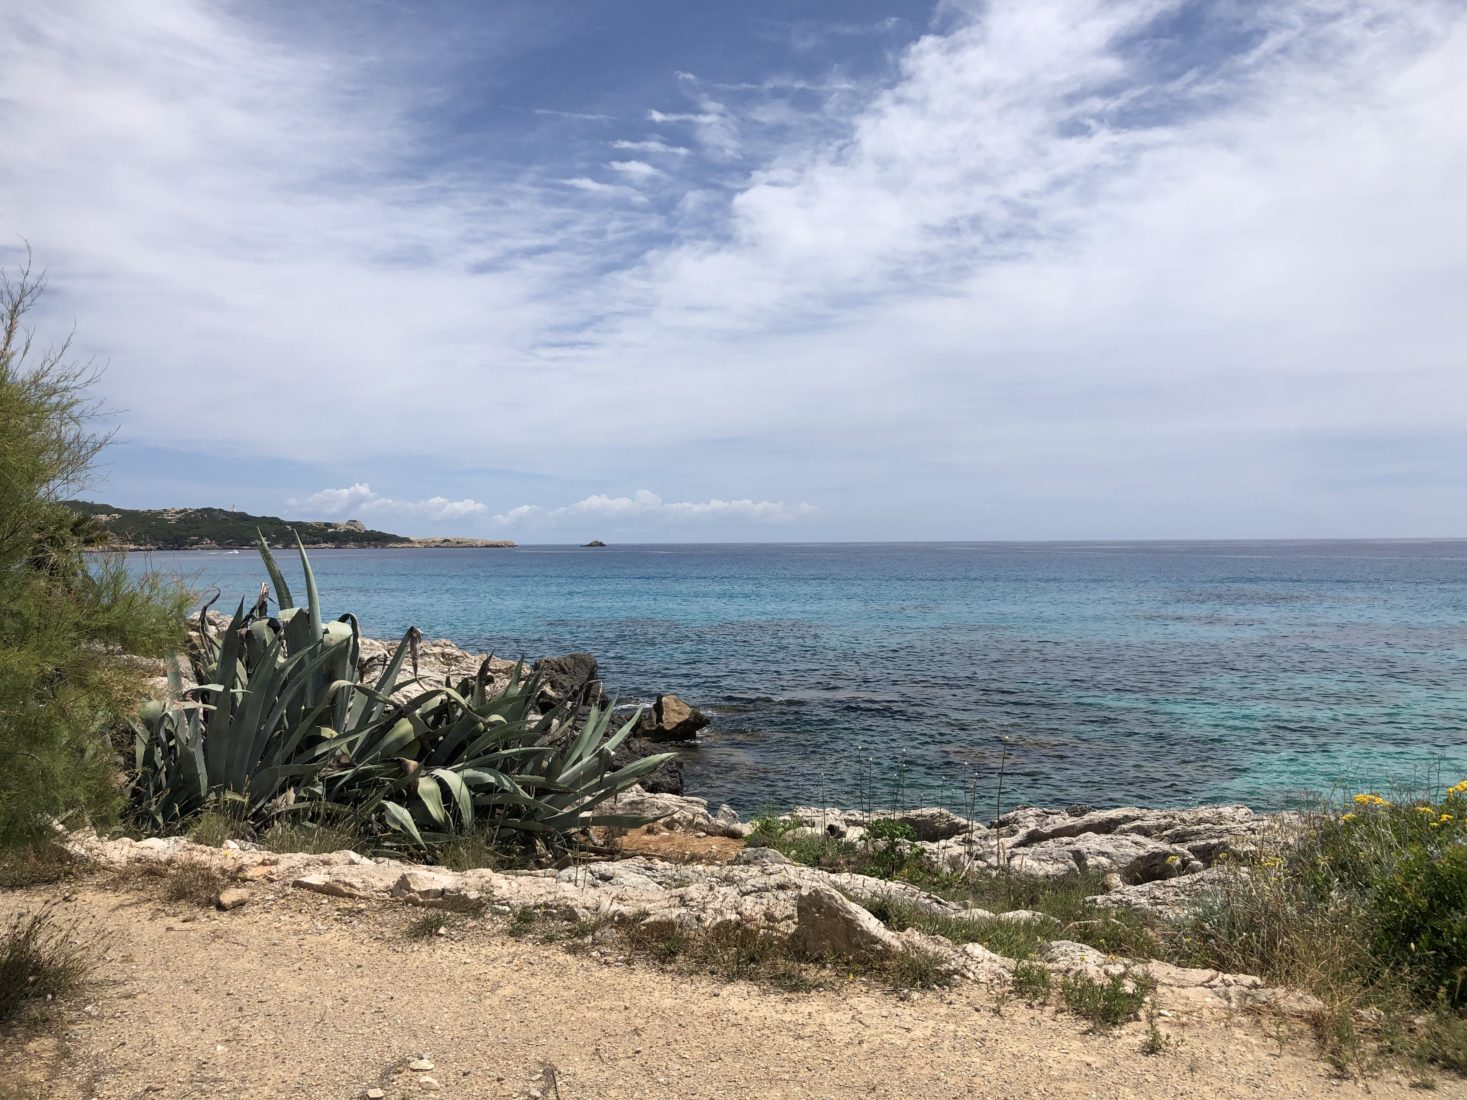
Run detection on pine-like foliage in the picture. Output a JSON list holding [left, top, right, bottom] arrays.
[[0, 251, 187, 847]]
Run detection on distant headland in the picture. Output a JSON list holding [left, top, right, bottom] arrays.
[[63, 501, 515, 551]]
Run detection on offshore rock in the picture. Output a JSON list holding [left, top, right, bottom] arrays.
[[637, 694, 709, 742]]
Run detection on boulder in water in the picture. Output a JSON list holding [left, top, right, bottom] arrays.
[[637, 694, 709, 742]]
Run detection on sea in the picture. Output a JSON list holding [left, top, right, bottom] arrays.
[[125, 541, 1467, 817]]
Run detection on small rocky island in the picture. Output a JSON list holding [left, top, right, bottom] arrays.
[[583, 539, 607, 547]]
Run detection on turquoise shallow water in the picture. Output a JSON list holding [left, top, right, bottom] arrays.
[[127, 541, 1467, 816]]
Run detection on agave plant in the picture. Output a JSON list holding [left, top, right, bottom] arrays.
[[130, 533, 672, 853]]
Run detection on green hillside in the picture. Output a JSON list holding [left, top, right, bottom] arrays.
[[64, 501, 407, 550]]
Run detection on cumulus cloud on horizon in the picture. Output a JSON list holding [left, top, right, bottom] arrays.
[[493, 490, 816, 527], [292, 484, 487, 524]]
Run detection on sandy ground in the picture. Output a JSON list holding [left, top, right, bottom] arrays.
[[1, 879, 1459, 1100]]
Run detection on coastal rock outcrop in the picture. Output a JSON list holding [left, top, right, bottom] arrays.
[[780, 801, 1280, 888], [357, 636, 519, 700], [636, 694, 710, 742], [532, 652, 605, 708], [61, 805, 1305, 1015]]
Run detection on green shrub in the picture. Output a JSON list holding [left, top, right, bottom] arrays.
[[262, 819, 362, 856], [0, 255, 187, 849], [1368, 838, 1467, 1005], [1180, 786, 1467, 1007], [1058, 969, 1154, 1030], [1010, 960, 1052, 1003], [864, 819, 917, 843], [186, 807, 253, 848]]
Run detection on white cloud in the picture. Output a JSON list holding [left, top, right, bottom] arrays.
[[557, 176, 649, 202], [293, 484, 487, 523], [493, 490, 814, 526], [608, 159, 666, 181], [491, 503, 541, 524], [533, 108, 615, 121], [647, 91, 740, 158], [3, 0, 1465, 537], [610, 139, 689, 155]]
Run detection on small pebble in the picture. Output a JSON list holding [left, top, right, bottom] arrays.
[[410, 1059, 435, 1072], [366, 1091, 385, 1099], [419, 1078, 441, 1092]]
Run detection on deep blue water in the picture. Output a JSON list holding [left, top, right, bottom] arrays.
[[126, 541, 1467, 816]]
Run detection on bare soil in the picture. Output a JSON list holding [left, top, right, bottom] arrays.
[[1, 878, 1457, 1100]]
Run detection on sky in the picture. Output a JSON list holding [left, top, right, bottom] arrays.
[[1, 0, 1464, 541]]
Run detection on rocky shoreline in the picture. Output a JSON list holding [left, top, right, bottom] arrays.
[[103, 538, 517, 551], [136, 623, 1309, 1012], [57, 789, 1311, 1017]]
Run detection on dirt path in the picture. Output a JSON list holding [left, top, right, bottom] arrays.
[[1, 882, 1455, 1100]]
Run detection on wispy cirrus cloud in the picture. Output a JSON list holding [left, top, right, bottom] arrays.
[[610, 139, 690, 156], [608, 160, 665, 182]]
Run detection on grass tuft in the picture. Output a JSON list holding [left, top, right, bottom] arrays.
[[405, 912, 451, 940], [185, 808, 252, 848], [0, 902, 102, 1026], [0, 841, 85, 889], [262, 820, 362, 855], [161, 861, 233, 907]]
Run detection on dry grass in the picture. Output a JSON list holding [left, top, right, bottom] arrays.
[[404, 912, 452, 940], [159, 861, 234, 908], [0, 841, 85, 889], [262, 820, 362, 856], [0, 902, 104, 1027], [185, 809, 252, 848]]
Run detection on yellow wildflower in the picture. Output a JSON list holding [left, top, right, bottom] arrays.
[[1353, 793, 1389, 807], [1441, 814, 1454, 823], [1448, 780, 1467, 797], [1340, 812, 1356, 822], [1417, 806, 1435, 815]]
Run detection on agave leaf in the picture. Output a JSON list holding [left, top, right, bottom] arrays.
[[556, 703, 609, 775], [415, 775, 448, 826], [381, 800, 426, 848], [223, 628, 286, 792], [294, 532, 323, 644], [429, 767, 474, 825], [256, 530, 294, 609], [353, 626, 423, 727], [202, 601, 248, 787]]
